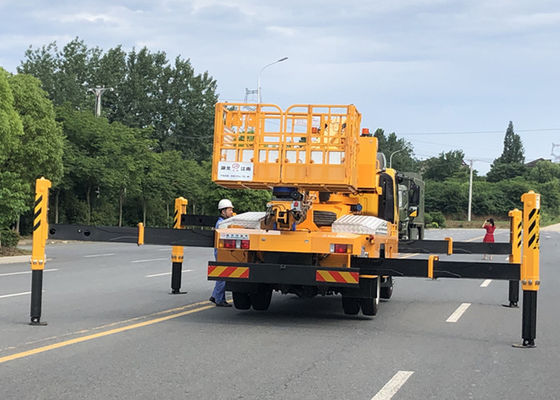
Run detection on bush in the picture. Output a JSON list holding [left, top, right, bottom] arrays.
[[425, 212, 433, 225], [430, 211, 446, 227], [0, 229, 20, 248]]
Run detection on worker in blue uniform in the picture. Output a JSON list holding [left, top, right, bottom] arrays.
[[209, 199, 234, 307]]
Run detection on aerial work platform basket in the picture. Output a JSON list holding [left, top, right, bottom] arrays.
[[212, 103, 366, 192]]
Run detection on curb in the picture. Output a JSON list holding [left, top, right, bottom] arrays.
[[542, 223, 560, 232], [0, 255, 30, 265]]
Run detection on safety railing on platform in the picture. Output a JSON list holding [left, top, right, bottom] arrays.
[[212, 103, 362, 192]]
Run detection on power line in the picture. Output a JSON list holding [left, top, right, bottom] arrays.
[[399, 128, 560, 136]]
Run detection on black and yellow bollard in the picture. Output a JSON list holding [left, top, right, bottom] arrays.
[[170, 197, 188, 294], [505, 209, 522, 308], [30, 177, 51, 325], [514, 191, 540, 348]]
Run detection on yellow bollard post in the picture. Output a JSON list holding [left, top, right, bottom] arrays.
[[505, 209, 522, 308], [444, 237, 453, 256], [137, 223, 145, 246], [427, 255, 439, 279], [514, 191, 540, 348], [30, 177, 51, 325], [170, 197, 188, 294]]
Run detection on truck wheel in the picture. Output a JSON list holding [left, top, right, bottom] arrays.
[[232, 292, 251, 310], [380, 285, 393, 300], [360, 297, 379, 316], [250, 287, 272, 311], [380, 277, 393, 300], [342, 297, 360, 315]]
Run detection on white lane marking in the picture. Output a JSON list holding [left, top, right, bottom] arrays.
[[158, 248, 171, 251], [0, 291, 30, 299], [131, 258, 168, 264], [480, 279, 492, 288], [146, 269, 193, 278], [0, 268, 58, 277], [371, 370, 414, 400], [0, 290, 45, 299], [83, 253, 115, 258], [446, 303, 471, 322]]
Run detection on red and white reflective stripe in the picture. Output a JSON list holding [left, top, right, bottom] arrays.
[[208, 266, 249, 279], [316, 270, 359, 284]]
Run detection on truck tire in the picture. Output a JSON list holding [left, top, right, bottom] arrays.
[[232, 292, 251, 310], [380, 276, 393, 300], [360, 297, 378, 316], [342, 297, 360, 315], [250, 287, 272, 311], [380, 285, 393, 300]]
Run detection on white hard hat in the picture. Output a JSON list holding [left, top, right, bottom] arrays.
[[218, 199, 234, 210]]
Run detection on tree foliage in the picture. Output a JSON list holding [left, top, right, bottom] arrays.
[[7, 73, 64, 185], [374, 129, 416, 171], [19, 38, 218, 161], [1, 68, 63, 229], [11, 38, 272, 228], [420, 150, 468, 181], [487, 121, 525, 182]]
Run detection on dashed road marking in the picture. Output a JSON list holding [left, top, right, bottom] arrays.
[[0, 268, 58, 277], [446, 303, 471, 322], [371, 370, 414, 400], [0, 290, 44, 299], [146, 269, 193, 278], [131, 258, 168, 263], [83, 253, 115, 258], [480, 279, 492, 287], [0, 291, 31, 299]]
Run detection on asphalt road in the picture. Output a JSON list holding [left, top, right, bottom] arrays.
[[1, 228, 559, 399]]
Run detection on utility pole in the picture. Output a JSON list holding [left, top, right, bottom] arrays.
[[88, 86, 113, 117], [468, 159, 473, 221]]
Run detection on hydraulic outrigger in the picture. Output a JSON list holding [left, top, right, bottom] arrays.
[[28, 103, 541, 348]]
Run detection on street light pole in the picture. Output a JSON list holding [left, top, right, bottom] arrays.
[[88, 86, 113, 117], [389, 147, 408, 169], [257, 57, 288, 104], [468, 159, 473, 221]]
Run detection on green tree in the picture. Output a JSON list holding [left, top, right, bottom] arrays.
[[498, 121, 524, 163], [0, 68, 27, 228], [525, 160, 560, 183], [374, 129, 416, 171], [424, 180, 468, 215], [420, 150, 468, 181], [19, 38, 102, 110], [487, 121, 525, 182], [19, 38, 218, 161], [56, 107, 151, 225], [6, 73, 64, 186]]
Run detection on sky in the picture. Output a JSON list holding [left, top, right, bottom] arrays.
[[1, 0, 559, 174]]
